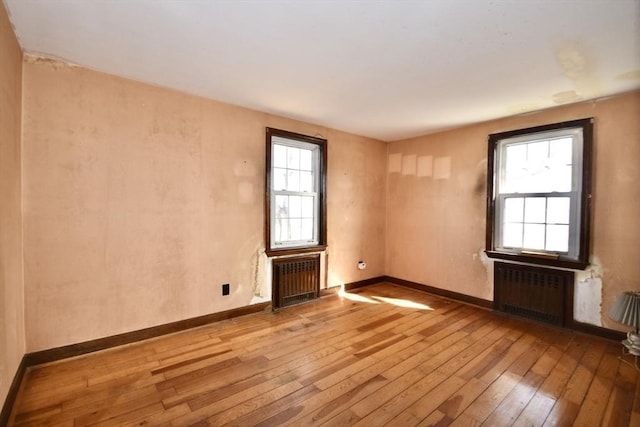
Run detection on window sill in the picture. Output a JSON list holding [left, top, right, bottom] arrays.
[[266, 245, 327, 258], [485, 250, 589, 270]]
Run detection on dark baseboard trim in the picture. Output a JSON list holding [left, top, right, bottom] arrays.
[[569, 320, 626, 342], [24, 302, 271, 367], [349, 276, 626, 342], [1, 356, 27, 427], [344, 276, 387, 291], [383, 276, 494, 309], [2, 302, 270, 421]]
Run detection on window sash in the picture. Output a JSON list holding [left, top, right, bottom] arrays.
[[486, 118, 593, 268], [494, 192, 580, 257], [270, 140, 320, 248]]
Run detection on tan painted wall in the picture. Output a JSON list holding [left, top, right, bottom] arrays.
[[0, 0, 25, 405], [386, 90, 640, 330], [21, 58, 387, 352]]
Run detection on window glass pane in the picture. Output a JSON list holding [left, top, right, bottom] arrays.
[[275, 219, 289, 242], [289, 195, 301, 218], [290, 219, 301, 240], [273, 144, 287, 168], [504, 198, 524, 222], [547, 197, 570, 224], [503, 144, 527, 193], [301, 196, 314, 218], [546, 224, 569, 252], [550, 166, 572, 192], [287, 146, 300, 169], [301, 218, 314, 240], [527, 140, 548, 165], [300, 149, 313, 171], [524, 198, 546, 223], [523, 224, 545, 250], [275, 195, 288, 219], [527, 141, 552, 193], [273, 168, 287, 191], [503, 223, 523, 248], [549, 137, 572, 166], [300, 171, 313, 192], [287, 170, 300, 191]]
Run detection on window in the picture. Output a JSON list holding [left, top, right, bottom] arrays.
[[486, 118, 593, 269], [266, 128, 326, 255]]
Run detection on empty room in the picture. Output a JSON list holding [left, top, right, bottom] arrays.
[[1, 0, 639, 425]]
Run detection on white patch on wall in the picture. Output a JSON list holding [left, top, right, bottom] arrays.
[[402, 154, 417, 176], [417, 156, 433, 177], [388, 153, 402, 173], [574, 277, 602, 326], [434, 157, 451, 180], [238, 182, 254, 204], [234, 159, 256, 177]]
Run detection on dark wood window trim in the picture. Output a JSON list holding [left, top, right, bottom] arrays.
[[265, 127, 327, 257], [485, 118, 593, 270]]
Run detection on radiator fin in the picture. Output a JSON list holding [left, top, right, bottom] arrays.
[[494, 262, 573, 327], [273, 255, 320, 308]]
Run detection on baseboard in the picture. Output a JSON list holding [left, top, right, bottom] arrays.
[[24, 301, 271, 367], [569, 320, 626, 342], [0, 356, 28, 427], [383, 276, 494, 309], [343, 275, 493, 309], [344, 276, 387, 291]]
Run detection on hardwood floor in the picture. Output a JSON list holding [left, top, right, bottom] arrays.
[[10, 283, 639, 426]]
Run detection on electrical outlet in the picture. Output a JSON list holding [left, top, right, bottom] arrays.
[[222, 283, 230, 296]]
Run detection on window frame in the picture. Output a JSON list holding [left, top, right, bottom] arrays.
[[265, 127, 327, 257], [485, 118, 593, 269]]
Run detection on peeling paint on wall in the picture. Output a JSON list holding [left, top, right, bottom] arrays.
[[574, 276, 603, 326]]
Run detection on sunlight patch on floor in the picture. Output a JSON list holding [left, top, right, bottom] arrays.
[[371, 295, 433, 310], [338, 289, 432, 310], [338, 289, 380, 304]]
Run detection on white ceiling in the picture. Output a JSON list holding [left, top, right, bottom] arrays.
[[5, 0, 640, 141]]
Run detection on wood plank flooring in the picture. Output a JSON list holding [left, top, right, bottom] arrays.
[[9, 283, 640, 426]]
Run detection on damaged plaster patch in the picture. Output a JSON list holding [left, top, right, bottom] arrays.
[[554, 41, 603, 103], [507, 102, 542, 115], [477, 249, 494, 301], [574, 276, 602, 326], [552, 90, 582, 105], [574, 255, 604, 326], [24, 53, 79, 69], [616, 69, 640, 81]]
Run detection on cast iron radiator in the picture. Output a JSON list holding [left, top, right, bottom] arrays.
[[272, 254, 320, 308], [494, 262, 574, 327]]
